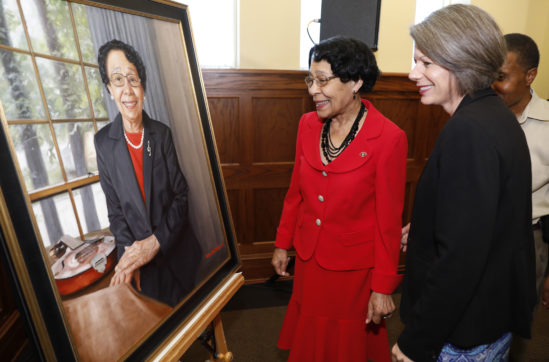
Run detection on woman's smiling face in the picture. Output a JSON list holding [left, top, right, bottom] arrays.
[[308, 59, 361, 121], [106, 49, 145, 125], [409, 47, 463, 115]]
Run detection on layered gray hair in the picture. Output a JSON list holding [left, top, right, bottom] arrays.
[[410, 4, 505, 96]]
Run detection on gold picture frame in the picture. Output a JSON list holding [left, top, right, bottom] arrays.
[[0, 0, 241, 359]]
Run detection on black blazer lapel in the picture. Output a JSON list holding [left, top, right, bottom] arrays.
[[109, 115, 149, 228], [142, 113, 153, 216]]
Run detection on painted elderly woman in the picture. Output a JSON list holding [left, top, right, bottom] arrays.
[[94, 39, 199, 307]]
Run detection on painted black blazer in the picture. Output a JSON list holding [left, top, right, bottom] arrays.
[[95, 111, 200, 307], [398, 89, 537, 361]]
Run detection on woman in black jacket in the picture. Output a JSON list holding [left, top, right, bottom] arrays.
[[392, 5, 537, 361], [95, 39, 199, 307]]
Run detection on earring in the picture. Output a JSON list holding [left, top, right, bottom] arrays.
[[353, 90, 357, 100], [110, 94, 114, 100]]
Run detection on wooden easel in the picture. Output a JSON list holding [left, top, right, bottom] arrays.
[[149, 272, 244, 361], [200, 314, 233, 361]]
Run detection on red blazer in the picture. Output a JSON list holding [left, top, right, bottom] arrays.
[[275, 99, 407, 294]]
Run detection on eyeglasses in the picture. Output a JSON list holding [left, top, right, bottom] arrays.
[[304, 75, 337, 88], [109, 73, 141, 87]]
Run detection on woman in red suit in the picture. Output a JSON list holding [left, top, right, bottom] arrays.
[[272, 36, 408, 362]]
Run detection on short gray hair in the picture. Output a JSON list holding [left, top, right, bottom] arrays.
[[410, 4, 505, 96]]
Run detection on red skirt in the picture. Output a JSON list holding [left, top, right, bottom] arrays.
[[278, 255, 390, 362]]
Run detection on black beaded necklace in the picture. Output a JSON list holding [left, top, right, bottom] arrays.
[[321, 102, 366, 163]]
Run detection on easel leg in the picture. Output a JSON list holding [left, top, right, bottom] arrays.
[[211, 314, 232, 361], [200, 313, 233, 362]]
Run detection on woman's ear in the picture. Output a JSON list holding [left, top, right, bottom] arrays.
[[354, 79, 364, 94]]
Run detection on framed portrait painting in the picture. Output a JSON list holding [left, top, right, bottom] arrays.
[[0, 0, 240, 360]]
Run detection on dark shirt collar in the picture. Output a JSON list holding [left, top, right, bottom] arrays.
[[455, 88, 498, 113]]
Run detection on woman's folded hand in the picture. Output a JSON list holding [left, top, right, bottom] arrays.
[[110, 235, 160, 288]]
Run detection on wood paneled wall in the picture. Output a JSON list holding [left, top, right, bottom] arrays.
[[203, 69, 449, 282]]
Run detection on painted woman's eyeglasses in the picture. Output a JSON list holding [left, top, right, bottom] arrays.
[[109, 73, 141, 87], [304, 75, 337, 88]]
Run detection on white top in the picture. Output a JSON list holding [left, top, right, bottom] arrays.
[[518, 89, 549, 222]]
